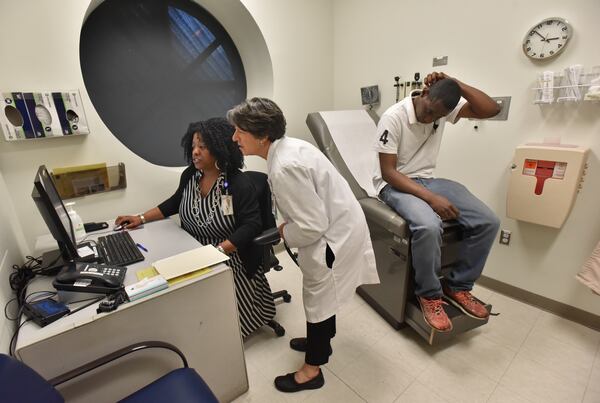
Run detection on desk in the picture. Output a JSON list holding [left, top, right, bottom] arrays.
[[16, 218, 248, 402]]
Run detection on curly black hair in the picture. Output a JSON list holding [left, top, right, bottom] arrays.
[[181, 117, 244, 173]]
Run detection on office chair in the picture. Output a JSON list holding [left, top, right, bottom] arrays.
[[0, 341, 218, 403], [246, 171, 292, 337]]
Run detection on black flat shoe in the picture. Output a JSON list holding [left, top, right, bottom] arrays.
[[274, 370, 324, 392], [289, 337, 307, 352]]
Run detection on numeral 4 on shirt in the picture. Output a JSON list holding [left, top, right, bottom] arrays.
[[379, 130, 389, 145]]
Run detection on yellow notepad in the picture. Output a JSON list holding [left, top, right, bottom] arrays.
[[167, 267, 213, 285], [136, 266, 159, 281]]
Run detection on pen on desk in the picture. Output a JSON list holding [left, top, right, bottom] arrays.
[[136, 243, 148, 252]]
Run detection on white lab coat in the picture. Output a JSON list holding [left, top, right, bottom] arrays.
[[267, 137, 380, 323]]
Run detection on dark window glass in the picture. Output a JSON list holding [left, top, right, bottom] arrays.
[[80, 0, 247, 166]]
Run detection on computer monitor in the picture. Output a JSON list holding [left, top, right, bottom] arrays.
[[32, 165, 83, 272]]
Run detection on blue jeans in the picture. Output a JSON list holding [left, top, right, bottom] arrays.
[[380, 179, 500, 298]]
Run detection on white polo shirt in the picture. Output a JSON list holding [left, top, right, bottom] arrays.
[[372, 91, 466, 194]]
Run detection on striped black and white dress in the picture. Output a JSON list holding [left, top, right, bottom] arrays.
[[178, 171, 276, 338]]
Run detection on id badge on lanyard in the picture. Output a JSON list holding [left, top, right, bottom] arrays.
[[221, 178, 234, 216], [221, 195, 233, 215]]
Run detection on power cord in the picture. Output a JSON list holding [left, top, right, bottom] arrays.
[[9, 319, 31, 357], [69, 295, 105, 315], [9, 256, 43, 307]]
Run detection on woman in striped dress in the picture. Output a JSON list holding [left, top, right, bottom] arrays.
[[115, 118, 276, 338]]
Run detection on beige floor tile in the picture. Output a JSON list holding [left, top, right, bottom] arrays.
[[232, 385, 291, 403], [336, 347, 416, 403], [486, 293, 543, 327], [476, 292, 542, 351], [584, 362, 600, 403], [434, 329, 517, 381], [243, 328, 295, 370], [534, 312, 600, 353], [472, 283, 494, 302], [518, 326, 595, 386], [232, 358, 293, 403], [394, 380, 450, 403], [370, 327, 436, 375], [337, 291, 372, 320], [583, 388, 600, 403], [499, 355, 586, 403], [477, 315, 533, 352], [416, 354, 497, 403], [337, 301, 395, 345], [302, 367, 365, 403], [487, 385, 534, 403], [325, 331, 373, 374], [242, 251, 600, 403]]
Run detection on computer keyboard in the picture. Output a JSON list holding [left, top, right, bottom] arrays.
[[97, 231, 145, 267]]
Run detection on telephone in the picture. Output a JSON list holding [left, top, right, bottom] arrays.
[[53, 262, 127, 294]]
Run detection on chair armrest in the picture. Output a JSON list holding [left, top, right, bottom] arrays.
[[359, 197, 409, 238], [253, 228, 281, 246], [48, 341, 188, 387]]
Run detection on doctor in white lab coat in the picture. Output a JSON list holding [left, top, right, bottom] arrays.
[[229, 97, 379, 393]]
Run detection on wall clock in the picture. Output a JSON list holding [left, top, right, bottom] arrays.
[[523, 17, 572, 60]]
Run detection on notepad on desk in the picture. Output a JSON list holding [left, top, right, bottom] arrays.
[[152, 245, 229, 281], [136, 266, 213, 286]]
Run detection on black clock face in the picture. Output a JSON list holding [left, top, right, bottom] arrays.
[[523, 18, 572, 60]]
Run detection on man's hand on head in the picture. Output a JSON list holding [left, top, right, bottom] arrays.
[[424, 72, 450, 87]]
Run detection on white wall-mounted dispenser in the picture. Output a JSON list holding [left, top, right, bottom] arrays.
[[507, 142, 589, 228]]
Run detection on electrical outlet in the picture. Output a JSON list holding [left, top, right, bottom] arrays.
[[499, 229, 511, 245]]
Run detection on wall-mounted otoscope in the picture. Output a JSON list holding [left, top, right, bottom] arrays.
[[412, 72, 421, 91], [394, 76, 402, 102]]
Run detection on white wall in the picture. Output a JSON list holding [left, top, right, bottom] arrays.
[[333, 0, 600, 315], [0, 170, 28, 353], [241, 0, 334, 145]]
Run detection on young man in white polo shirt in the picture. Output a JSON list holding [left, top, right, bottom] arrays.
[[373, 72, 500, 332]]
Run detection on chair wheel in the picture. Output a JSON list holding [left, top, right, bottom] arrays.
[[274, 325, 285, 337], [283, 294, 292, 303]]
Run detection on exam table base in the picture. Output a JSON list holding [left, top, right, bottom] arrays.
[[358, 219, 491, 345]]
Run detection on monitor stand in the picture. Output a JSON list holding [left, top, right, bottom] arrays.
[[40, 242, 97, 275]]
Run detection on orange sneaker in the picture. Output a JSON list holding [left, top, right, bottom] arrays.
[[417, 296, 453, 332], [442, 284, 489, 320]]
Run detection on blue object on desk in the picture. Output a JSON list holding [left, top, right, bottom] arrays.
[[136, 243, 148, 252]]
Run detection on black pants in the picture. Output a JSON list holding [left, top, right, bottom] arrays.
[[305, 243, 336, 366], [306, 315, 336, 365]]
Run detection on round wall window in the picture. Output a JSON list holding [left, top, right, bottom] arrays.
[[80, 0, 247, 166]]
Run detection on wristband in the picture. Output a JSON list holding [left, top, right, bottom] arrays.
[[138, 214, 146, 224]]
